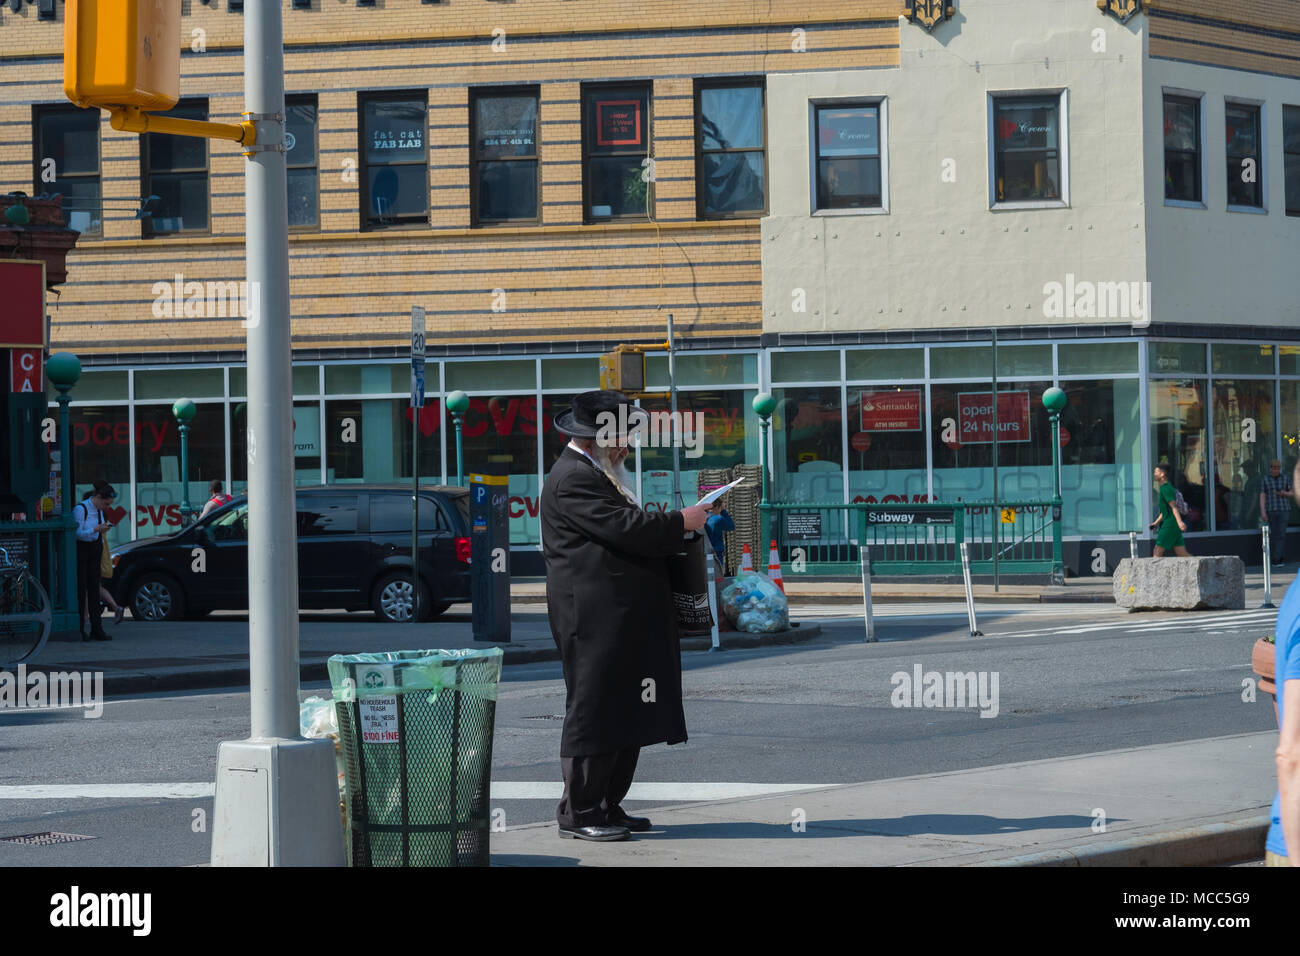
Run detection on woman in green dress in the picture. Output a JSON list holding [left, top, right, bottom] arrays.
[[1149, 463, 1191, 556]]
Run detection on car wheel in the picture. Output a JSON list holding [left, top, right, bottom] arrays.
[[129, 572, 187, 622], [373, 571, 432, 623]]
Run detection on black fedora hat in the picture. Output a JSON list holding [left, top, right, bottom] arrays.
[[555, 390, 644, 439]]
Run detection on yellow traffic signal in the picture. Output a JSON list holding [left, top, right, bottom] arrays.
[[599, 346, 646, 394], [64, 0, 179, 112]]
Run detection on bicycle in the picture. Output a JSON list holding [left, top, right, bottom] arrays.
[[0, 546, 52, 668]]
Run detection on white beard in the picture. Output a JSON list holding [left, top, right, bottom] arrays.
[[592, 445, 639, 506]]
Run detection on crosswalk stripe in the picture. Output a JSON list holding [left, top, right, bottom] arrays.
[[1064, 617, 1270, 634], [1081, 616, 1274, 632], [0, 784, 216, 800], [959, 609, 1275, 639], [793, 605, 1275, 634], [0, 782, 833, 802]]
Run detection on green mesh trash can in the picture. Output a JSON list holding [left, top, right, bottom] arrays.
[[328, 648, 503, 867]]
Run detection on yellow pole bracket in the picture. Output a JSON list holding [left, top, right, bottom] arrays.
[[108, 106, 256, 146]]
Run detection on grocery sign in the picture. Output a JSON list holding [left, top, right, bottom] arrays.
[[859, 389, 922, 432], [956, 390, 1030, 444]]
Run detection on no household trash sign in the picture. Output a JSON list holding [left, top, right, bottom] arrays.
[[356, 664, 399, 744]]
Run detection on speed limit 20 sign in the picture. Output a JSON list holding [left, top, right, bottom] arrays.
[[411, 305, 426, 360], [410, 306, 426, 408]]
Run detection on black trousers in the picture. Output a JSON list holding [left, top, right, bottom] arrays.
[[556, 747, 640, 828], [1268, 511, 1288, 562], [76, 538, 105, 635]]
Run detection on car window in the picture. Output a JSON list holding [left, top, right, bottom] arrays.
[[370, 495, 446, 533], [209, 504, 248, 541], [445, 492, 469, 527], [297, 496, 359, 536]]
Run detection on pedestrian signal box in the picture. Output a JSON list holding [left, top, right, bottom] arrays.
[[599, 346, 645, 394], [64, 0, 180, 112]]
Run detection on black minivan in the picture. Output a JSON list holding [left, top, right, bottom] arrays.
[[109, 485, 472, 623]]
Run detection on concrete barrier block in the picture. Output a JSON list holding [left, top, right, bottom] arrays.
[[1113, 556, 1245, 610]]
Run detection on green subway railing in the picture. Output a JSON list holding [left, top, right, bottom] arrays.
[[0, 517, 78, 632], [761, 500, 1060, 578]]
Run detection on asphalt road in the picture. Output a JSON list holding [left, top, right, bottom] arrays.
[[0, 601, 1279, 866]]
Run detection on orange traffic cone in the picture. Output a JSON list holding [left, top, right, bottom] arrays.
[[740, 542, 754, 573], [768, 540, 785, 593]]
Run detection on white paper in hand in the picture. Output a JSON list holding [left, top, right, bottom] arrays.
[[695, 477, 745, 508]]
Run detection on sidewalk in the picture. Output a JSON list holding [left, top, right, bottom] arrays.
[[508, 568, 1296, 605], [491, 732, 1277, 867]]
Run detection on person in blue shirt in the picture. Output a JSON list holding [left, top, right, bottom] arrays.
[[74, 480, 117, 642], [704, 501, 734, 576], [1267, 462, 1300, 866]]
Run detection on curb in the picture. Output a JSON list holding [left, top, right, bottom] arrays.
[[538, 593, 1112, 606], [974, 815, 1269, 867], [91, 622, 825, 697], [680, 621, 822, 651]]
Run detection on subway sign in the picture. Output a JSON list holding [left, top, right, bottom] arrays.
[[864, 508, 954, 526]]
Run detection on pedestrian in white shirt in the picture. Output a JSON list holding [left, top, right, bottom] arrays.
[[75, 480, 117, 642]]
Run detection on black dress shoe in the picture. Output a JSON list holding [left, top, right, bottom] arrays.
[[607, 807, 652, 832], [557, 824, 630, 842], [90, 630, 111, 642]]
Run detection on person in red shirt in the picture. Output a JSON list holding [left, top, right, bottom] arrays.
[[200, 479, 234, 519]]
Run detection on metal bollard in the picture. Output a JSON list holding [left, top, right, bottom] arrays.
[[706, 551, 725, 652], [861, 548, 876, 643], [1262, 524, 1275, 609], [1129, 531, 1138, 560], [960, 541, 983, 637]]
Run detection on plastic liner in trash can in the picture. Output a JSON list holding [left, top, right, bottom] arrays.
[[328, 648, 503, 867]]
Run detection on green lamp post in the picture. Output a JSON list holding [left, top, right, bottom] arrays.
[[446, 390, 469, 487], [1042, 387, 1068, 585], [753, 392, 776, 546], [46, 352, 81, 630], [173, 398, 197, 525]]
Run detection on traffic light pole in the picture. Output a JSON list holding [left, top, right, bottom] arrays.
[[211, 0, 343, 867], [668, 312, 681, 508]]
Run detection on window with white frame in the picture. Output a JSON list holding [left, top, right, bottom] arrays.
[[813, 102, 883, 211], [1286, 105, 1300, 217], [1225, 101, 1262, 209], [990, 92, 1066, 206], [1163, 93, 1202, 204]]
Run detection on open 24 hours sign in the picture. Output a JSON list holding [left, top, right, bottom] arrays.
[[956, 390, 1030, 444]]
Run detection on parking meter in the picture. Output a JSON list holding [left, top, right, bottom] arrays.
[[470, 465, 511, 642]]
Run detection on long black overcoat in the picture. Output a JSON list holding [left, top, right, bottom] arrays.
[[541, 446, 688, 756]]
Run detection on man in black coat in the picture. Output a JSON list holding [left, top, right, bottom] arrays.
[[542, 390, 707, 841]]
